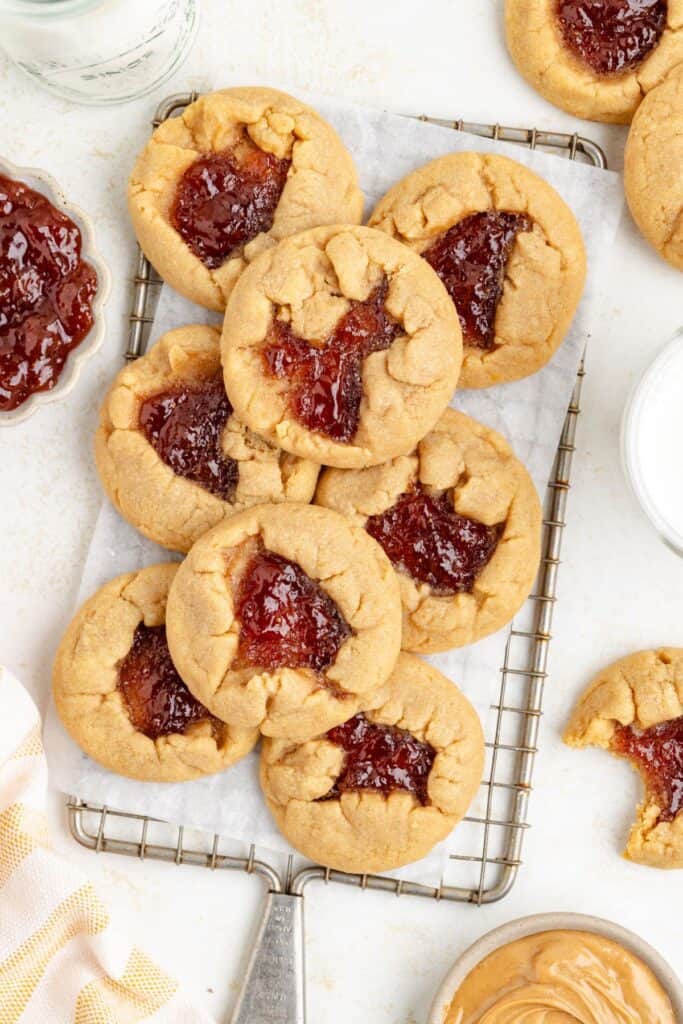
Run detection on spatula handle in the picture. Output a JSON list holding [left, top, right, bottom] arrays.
[[230, 890, 306, 1024]]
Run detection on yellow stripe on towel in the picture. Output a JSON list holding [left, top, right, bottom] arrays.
[[0, 884, 109, 1023], [75, 948, 178, 1024]]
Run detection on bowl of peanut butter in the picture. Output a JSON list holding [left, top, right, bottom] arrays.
[[429, 913, 682, 1024]]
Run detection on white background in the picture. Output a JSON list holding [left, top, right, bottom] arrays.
[[1, 2, 682, 1021]]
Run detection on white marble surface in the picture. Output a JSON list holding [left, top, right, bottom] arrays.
[[1, 2, 681, 1020]]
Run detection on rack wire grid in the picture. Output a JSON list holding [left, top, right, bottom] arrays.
[[68, 94, 606, 911]]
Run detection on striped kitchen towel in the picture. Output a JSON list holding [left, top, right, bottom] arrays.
[[0, 665, 214, 1024]]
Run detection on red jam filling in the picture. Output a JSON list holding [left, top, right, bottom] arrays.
[[0, 174, 98, 412], [556, 0, 667, 75], [366, 486, 503, 595], [422, 211, 531, 351], [171, 137, 290, 269], [138, 374, 238, 501], [324, 713, 436, 804], [235, 548, 352, 673], [613, 715, 683, 823], [118, 623, 213, 740], [262, 278, 402, 443]]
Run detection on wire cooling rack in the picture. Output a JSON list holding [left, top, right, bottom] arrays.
[[66, 94, 606, 1023]]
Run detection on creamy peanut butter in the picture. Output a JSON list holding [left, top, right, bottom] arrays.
[[444, 930, 676, 1024]]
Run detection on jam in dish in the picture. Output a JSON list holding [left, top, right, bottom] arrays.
[[0, 174, 98, 412], [422, 211, 531, 350], [613, 714, 683, 823], [366, 486, 503, 595], [324, 713, 435, 804], [118, 623, 214, 740], [138, 374, 238, 500], [171, 137, 290, 269], [235, 547, 352, 673], [262, 277, 402, 442], [555, 0, 667, 75]]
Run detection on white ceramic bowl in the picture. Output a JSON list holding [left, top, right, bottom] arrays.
[[0, 156, 111, 426], [621, 328, 683, 556], [429, 912, 683, 1023]]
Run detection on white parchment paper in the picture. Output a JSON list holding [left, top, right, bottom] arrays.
[[44, 94, 624, 885]]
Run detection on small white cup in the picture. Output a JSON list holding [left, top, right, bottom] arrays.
[[621, 327, 683, 557]]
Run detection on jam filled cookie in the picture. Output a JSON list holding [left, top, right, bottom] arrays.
[[128, 87, 364, 311], [625, 61, 683, 272], [165, 502, 402, 740], [95, 325, 319, 553], [53, 564, 258, 782], [221, 224, 462, 468], [260, 653, 485, 874], [368, 153, 585, 389], [505, 0, 683, 124], [316, 408, 542, 653], [564, 648, 683, 868]]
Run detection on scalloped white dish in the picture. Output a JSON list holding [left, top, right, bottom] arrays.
[[0, 156, 111, 426], [429, 913, 683, 1024]]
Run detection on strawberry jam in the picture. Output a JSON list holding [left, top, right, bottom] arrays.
[[138, 374, 238, 501], [422, 211, 531, 350], [324, 714, 435, 804], [171, 138, 290, 269], [366, 486, 503, 595], [118, 623, 214, 739], [235, 548, 352, 673], [262, 278, 402, 442], [613, 715, 683, 823], [0, 174, 98, 413], [556, 0, 666, 75]]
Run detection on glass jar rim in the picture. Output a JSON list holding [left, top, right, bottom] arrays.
[[0, 0, 102, 16]]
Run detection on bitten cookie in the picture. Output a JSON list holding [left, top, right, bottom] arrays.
[[564, 648, 683, 869], [95, 325, 319, 553], [368, 152, 585, 388], [128, 86, 364, 310], [505, 0, 683, 124], [53, 564, 258, 782], [625, 62, 683, 272], [221, 224, 462, 468], [165, 502, 402, 740], [260, 653, 485, 874], [316, 408, 542, 653]]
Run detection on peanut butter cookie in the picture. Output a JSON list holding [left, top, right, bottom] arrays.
[[260, 653, 485, 874], [316, 409, 542, 653], [625, 61, 683, 272], [564, 648, 683, 868], [165, 502, 402, 741], [368, 152, 586, 388], [95, 325, 319, 553], [53, 564, 258, 783], [221, 224, 462, 468], [505, 0, 683, 124], [128, 87, 364, 310]]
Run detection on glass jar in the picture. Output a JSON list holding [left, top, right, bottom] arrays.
[[0, 0, 198, 105], [621, 327, 683, 556]]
